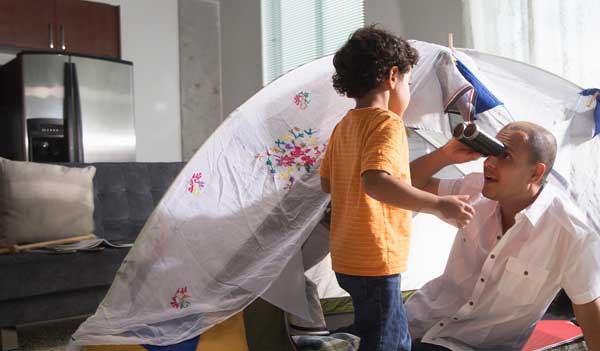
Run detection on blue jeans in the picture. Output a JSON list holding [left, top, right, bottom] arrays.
[[335, 273, 411, 351]]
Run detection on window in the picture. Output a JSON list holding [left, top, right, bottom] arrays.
[[464, 0, 600, 88], [261, 0, 365, 85]]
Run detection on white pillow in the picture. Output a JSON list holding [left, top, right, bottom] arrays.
[[0, 158, 96, 245]]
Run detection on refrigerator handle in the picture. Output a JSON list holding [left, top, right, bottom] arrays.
[[64, 62, 83, 163], [71, 63, 84, 162]]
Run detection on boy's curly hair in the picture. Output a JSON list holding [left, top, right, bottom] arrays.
[[332, 25, 419, 99]]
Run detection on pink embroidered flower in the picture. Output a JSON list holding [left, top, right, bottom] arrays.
[[281, 155, 296, 167], [261, 126, 326, 190], [170, 287, 191, 309], [290, 146, 305, 158], [186, 172, 205, 196], [301, 155, 315, 166], [293, 92, 311, 110]]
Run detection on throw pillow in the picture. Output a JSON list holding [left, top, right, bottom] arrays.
[[0, 157, 96, 245]]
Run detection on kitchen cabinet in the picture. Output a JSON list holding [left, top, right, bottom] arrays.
[[0, 0, 120, 58]]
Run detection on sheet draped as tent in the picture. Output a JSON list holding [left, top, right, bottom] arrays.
[[69, 40, 599, 349]]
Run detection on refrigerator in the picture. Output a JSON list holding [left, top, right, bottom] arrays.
[[0, 52, 136, 163]]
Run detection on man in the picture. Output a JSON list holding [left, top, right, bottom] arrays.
[[405, 121, 600, 350]]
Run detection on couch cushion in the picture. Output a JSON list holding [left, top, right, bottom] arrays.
[[0, 162, 184, 302], [0, 248, 129, 301], [90, 162, 185, 243], [0, 158, 96, 245]]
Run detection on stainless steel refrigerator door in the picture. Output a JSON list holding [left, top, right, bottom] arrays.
[[70, 56, 136, 162], [22, 54, 69, 121]]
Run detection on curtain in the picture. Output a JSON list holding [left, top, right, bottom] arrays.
[[463, 0, 600, 89]]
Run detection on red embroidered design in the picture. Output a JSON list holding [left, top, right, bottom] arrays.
[[262, 127, 326, 190], [294, 91, 311, 110], [170, 287, 191, 309], [186, 172, 205, 196]]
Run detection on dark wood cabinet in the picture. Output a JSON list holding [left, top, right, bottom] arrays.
[[55, 0, 120, 58], [0, 0, 120, 59], [0, 0, 55, 51]]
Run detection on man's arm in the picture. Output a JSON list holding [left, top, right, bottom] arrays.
[[410, 138, 481, 193], [573, 298, 600, 351]]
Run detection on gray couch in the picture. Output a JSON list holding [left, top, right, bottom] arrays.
[[0, 162, 185, 350]]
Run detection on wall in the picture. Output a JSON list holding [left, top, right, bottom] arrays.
[[97, 0, 181, 161], [0, 0, 182, 162], [219, 0, 263, 117], [365, 0, 465, 47]]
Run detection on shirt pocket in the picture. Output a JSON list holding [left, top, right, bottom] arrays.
[[498, 256, 549, 306]]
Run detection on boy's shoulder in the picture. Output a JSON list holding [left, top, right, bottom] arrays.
[[345, 107, 402, 124]]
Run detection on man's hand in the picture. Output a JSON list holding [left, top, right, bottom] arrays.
[[573, 297, 600, 351], [440, 138, 482, 164], [433, 195, 475, 228]]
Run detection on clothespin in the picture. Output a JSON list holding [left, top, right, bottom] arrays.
[[588, 91, 599, 108], [448, 32, 456, 65]]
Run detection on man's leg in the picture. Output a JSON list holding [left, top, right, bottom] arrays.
[[335, 273, 410, 351]]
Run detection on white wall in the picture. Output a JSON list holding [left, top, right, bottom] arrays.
[[365, 0, 465, 47], [98, 0, 181, 161]]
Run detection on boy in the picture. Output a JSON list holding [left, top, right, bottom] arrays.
[[319, 26, 475, 351]]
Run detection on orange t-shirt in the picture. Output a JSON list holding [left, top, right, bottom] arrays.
[[320, 107, 412, 276]]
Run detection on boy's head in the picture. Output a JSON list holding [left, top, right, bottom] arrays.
[[332, 25, 419, 113]]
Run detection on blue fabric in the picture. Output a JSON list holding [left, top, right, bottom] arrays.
[[580, 89, 600, 137], [335, 273, 411, 351], [143, 336, 200, 351], [456, 60, 503, 115]]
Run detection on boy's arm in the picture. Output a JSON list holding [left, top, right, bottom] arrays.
[[410, 138, 482, 193], [362, 170, 474, 228], [573, 298, 600, 351], [321, 177, 331, 193]]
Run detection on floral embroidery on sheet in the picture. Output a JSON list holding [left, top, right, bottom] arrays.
[[294, 91, 311, 110], [170, 287, 191, 309], [261, 127, 326, 190], [186, 172, 205, 196]]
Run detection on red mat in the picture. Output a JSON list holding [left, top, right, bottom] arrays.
[[522, 320, 583, 351]]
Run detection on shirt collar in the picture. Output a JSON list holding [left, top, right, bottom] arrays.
[[519, 184, 556, 227]]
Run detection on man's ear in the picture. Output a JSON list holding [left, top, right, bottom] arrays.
[[530, 163, 546, 185]]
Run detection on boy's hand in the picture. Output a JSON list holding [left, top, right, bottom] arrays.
[[441, 139, 482, 164], [434, 195, 475, 228]]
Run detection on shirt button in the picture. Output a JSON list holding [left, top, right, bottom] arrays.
[[469, 301, 474, 306], [497, 235, 501, 240], [440, 322, 444, 327], [480, 278, 485, 282], [490, 254, 496, 259], [524, 271, 529, 276]]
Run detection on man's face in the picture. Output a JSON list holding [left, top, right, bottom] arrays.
[[389, 69, 412, 116], [482, 128, 536, 202]]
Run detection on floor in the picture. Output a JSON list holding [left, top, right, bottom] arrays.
[[6, 317, 589, 351]]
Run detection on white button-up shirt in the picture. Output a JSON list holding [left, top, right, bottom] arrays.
[[406, 173, 600, 351]]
